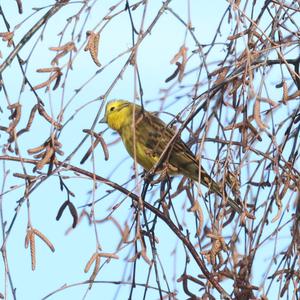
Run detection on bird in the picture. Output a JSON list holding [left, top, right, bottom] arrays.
[[100, 99, 242, 214]]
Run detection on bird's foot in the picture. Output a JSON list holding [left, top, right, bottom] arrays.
[[149, 163, 172, 185], [142, 171, 155, 184]]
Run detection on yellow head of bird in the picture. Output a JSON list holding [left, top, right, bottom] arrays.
[[101, 100, 133, 132]]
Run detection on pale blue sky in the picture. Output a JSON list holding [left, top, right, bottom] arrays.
[[0, 1, 298, 299]]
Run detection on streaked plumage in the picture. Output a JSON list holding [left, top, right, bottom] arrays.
[[102, 100, 241, 214]]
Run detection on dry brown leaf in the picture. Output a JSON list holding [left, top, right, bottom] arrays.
[[253, 98, 269, 130], [84, 31, 101, 67], [0, 32, 14, 47]]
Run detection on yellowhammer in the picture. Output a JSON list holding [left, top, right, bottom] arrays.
[[101, 99, 242, 214]]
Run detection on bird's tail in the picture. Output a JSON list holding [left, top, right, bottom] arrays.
[[191, 167, 243, 214]]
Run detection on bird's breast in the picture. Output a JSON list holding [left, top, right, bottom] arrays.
[[120, 126, 158, 171]]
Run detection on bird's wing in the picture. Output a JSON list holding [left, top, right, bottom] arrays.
[[134, 110, 201, 175]]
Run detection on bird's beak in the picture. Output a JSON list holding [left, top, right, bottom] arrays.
[[99, 116, 107, 123]]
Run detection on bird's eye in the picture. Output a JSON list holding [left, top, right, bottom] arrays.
[[110, 106, 115, 112]]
